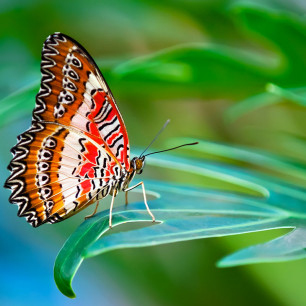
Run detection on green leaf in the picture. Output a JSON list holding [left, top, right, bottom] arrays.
[[54, 213, 110, 298], [225, 84, 306, 122], [266, 83, 306, 105], [217, 227, 306, 267], [54, 147, 306, 298], [169, 137, 306, 185], [224, 91, 280, 123]]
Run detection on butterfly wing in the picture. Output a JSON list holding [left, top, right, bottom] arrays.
[[5, 33, 129, 227], [35, 33, 130, 168]]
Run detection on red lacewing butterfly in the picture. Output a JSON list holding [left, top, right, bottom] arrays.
[[5, 33, 197, 228]]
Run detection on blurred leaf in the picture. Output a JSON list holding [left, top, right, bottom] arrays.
[[0, 81, 39, 126], [113, 42, 272, 99], [232, 5, 306, 85], [225, 84, 306, 121], [169, 137, 306, 185], [224, 91, 280, 122], [223, 5, 306, 121], [55, 147, 306, 297], [266, 83, 306, 105], [218, 227, 306, 267], [114, 5, 306, 102]]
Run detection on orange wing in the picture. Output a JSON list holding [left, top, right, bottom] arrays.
[[5, 33, 130, 227], [35, 33, 130, 168]]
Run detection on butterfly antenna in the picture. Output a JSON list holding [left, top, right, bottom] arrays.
[[144, 142, 199, 157], [140, 119, 171, 157]]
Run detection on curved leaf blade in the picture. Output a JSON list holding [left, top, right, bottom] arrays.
[[54, 177, 286, 298], [54, 216, 109, 298], [55, 148, 306, 298], [217, 227, 306, 267]]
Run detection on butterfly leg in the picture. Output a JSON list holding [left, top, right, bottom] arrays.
[[109, 190, 117, 228], [125, 191, 128, 206], [85, 201, 100, 219], [123, 182, 155, 222]]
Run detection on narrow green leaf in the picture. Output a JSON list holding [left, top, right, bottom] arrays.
[[54, 149, 306, 297], [168, 137, 306, 184], [217, 227, 306, 267], [225, 84, 306, 122], [267, 83, 306, 105], [224, 92, 280, 123], [54, 216, 110, 298], [54, 180, 285, 298]]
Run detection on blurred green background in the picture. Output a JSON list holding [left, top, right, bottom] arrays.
[[1, 0, 306, 305]]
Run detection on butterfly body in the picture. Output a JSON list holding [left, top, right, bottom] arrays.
[[5, 33, 153, 227]]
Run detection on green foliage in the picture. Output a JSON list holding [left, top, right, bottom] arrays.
[[55, 144, 306, 297], [2, 1, 306, 304]]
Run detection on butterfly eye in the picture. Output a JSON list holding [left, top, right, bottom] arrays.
[[135, 159, 143, 170]]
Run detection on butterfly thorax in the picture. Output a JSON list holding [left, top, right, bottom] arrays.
[[110, 156, 145, 195]]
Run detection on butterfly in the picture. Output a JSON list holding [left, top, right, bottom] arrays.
[[5, 33, 197, 228]]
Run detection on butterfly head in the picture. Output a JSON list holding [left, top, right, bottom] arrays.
[[131, 156, 145, 175]]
